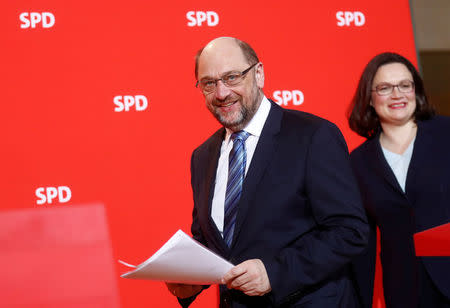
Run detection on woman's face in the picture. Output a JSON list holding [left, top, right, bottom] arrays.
[[371, 62, 416, 126]]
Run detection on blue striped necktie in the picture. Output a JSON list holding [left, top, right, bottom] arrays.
[[223, 130, 250, 247]]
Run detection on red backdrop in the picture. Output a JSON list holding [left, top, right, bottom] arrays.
[[1, 1, 418, 307]]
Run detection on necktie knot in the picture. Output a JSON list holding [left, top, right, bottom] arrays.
[[231, 131, 250, 143]]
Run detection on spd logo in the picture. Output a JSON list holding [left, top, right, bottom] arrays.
[[114, 95, 148, 112], [20, 12, 55, 29], [36, 186, 72, 205], [336, 11, 365, 27], [186, 11, 219, 27], [273, 90, 304, 106]]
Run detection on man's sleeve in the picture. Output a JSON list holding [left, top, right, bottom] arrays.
[[190, 148, 207, 245], [351, 217, 377, 308], [175, 150, 209, 308]]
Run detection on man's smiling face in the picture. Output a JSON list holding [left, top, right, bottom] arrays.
[[197, 37, 264, 132]]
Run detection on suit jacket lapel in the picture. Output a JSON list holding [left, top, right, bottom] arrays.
[[366, 132, 405, 195], [405, 120, 432, 196], [203, 128, 229, 254], [231, 101, 282, 248]]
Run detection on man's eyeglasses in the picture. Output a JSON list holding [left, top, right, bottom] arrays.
[[372, 80, 415, 96], [196, 63, 258, 93]]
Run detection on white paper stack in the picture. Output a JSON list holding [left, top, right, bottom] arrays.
[[120, 230, 234, 284]]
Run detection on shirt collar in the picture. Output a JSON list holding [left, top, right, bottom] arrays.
[[224, 96, 271, 143]]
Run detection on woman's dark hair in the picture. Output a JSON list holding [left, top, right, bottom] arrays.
[[348, 52, 436, 138]]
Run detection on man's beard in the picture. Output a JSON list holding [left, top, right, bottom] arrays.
[[208, 89, 261, 131], [212, 100, 249, 131]]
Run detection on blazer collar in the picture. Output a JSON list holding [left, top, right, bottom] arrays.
[[404, 119, 433, 195], [203, 128, 230, 254], [367, 120, 431, 197], [366, 131, 405, 195]]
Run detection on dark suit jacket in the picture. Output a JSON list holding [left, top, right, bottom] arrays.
[[350, 115, 450, 308], [186, 101, 368, 307]]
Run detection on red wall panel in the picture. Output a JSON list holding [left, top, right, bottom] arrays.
[[1, 1, 417, 307]]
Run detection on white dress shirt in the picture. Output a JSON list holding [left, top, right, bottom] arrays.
[[211, 96, 271, 235], [381, 137, 415, 192]]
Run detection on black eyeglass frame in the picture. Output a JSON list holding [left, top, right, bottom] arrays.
[[371, 80, 415, 96], [195, 62, 259, 91]]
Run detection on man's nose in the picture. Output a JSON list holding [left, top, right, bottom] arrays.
[[214, 80, 231, 100]]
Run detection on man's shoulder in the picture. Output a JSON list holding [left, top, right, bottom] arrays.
[[273, 103, 334, 127], [277, 105, 340, 135], [193, 127, 224, 155], [282, 107, 329, 125], [350, 137, 374, 162]]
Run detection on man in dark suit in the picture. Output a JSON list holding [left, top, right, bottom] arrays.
[[166, 36, 369, 307]]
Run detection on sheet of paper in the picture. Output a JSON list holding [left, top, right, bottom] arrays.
[[120, 229, 234, 284]]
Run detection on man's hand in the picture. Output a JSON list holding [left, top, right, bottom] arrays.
[[221, 259, 272, 296], [165, 283, 203, 299]]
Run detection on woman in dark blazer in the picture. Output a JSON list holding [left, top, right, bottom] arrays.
[[348, 52, 450, 308]]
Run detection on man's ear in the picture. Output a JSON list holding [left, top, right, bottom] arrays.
[[255, 62, 265, 89]]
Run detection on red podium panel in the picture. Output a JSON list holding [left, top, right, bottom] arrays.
[[0, 204, 120, 308], [414, 223, 450, 256]]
